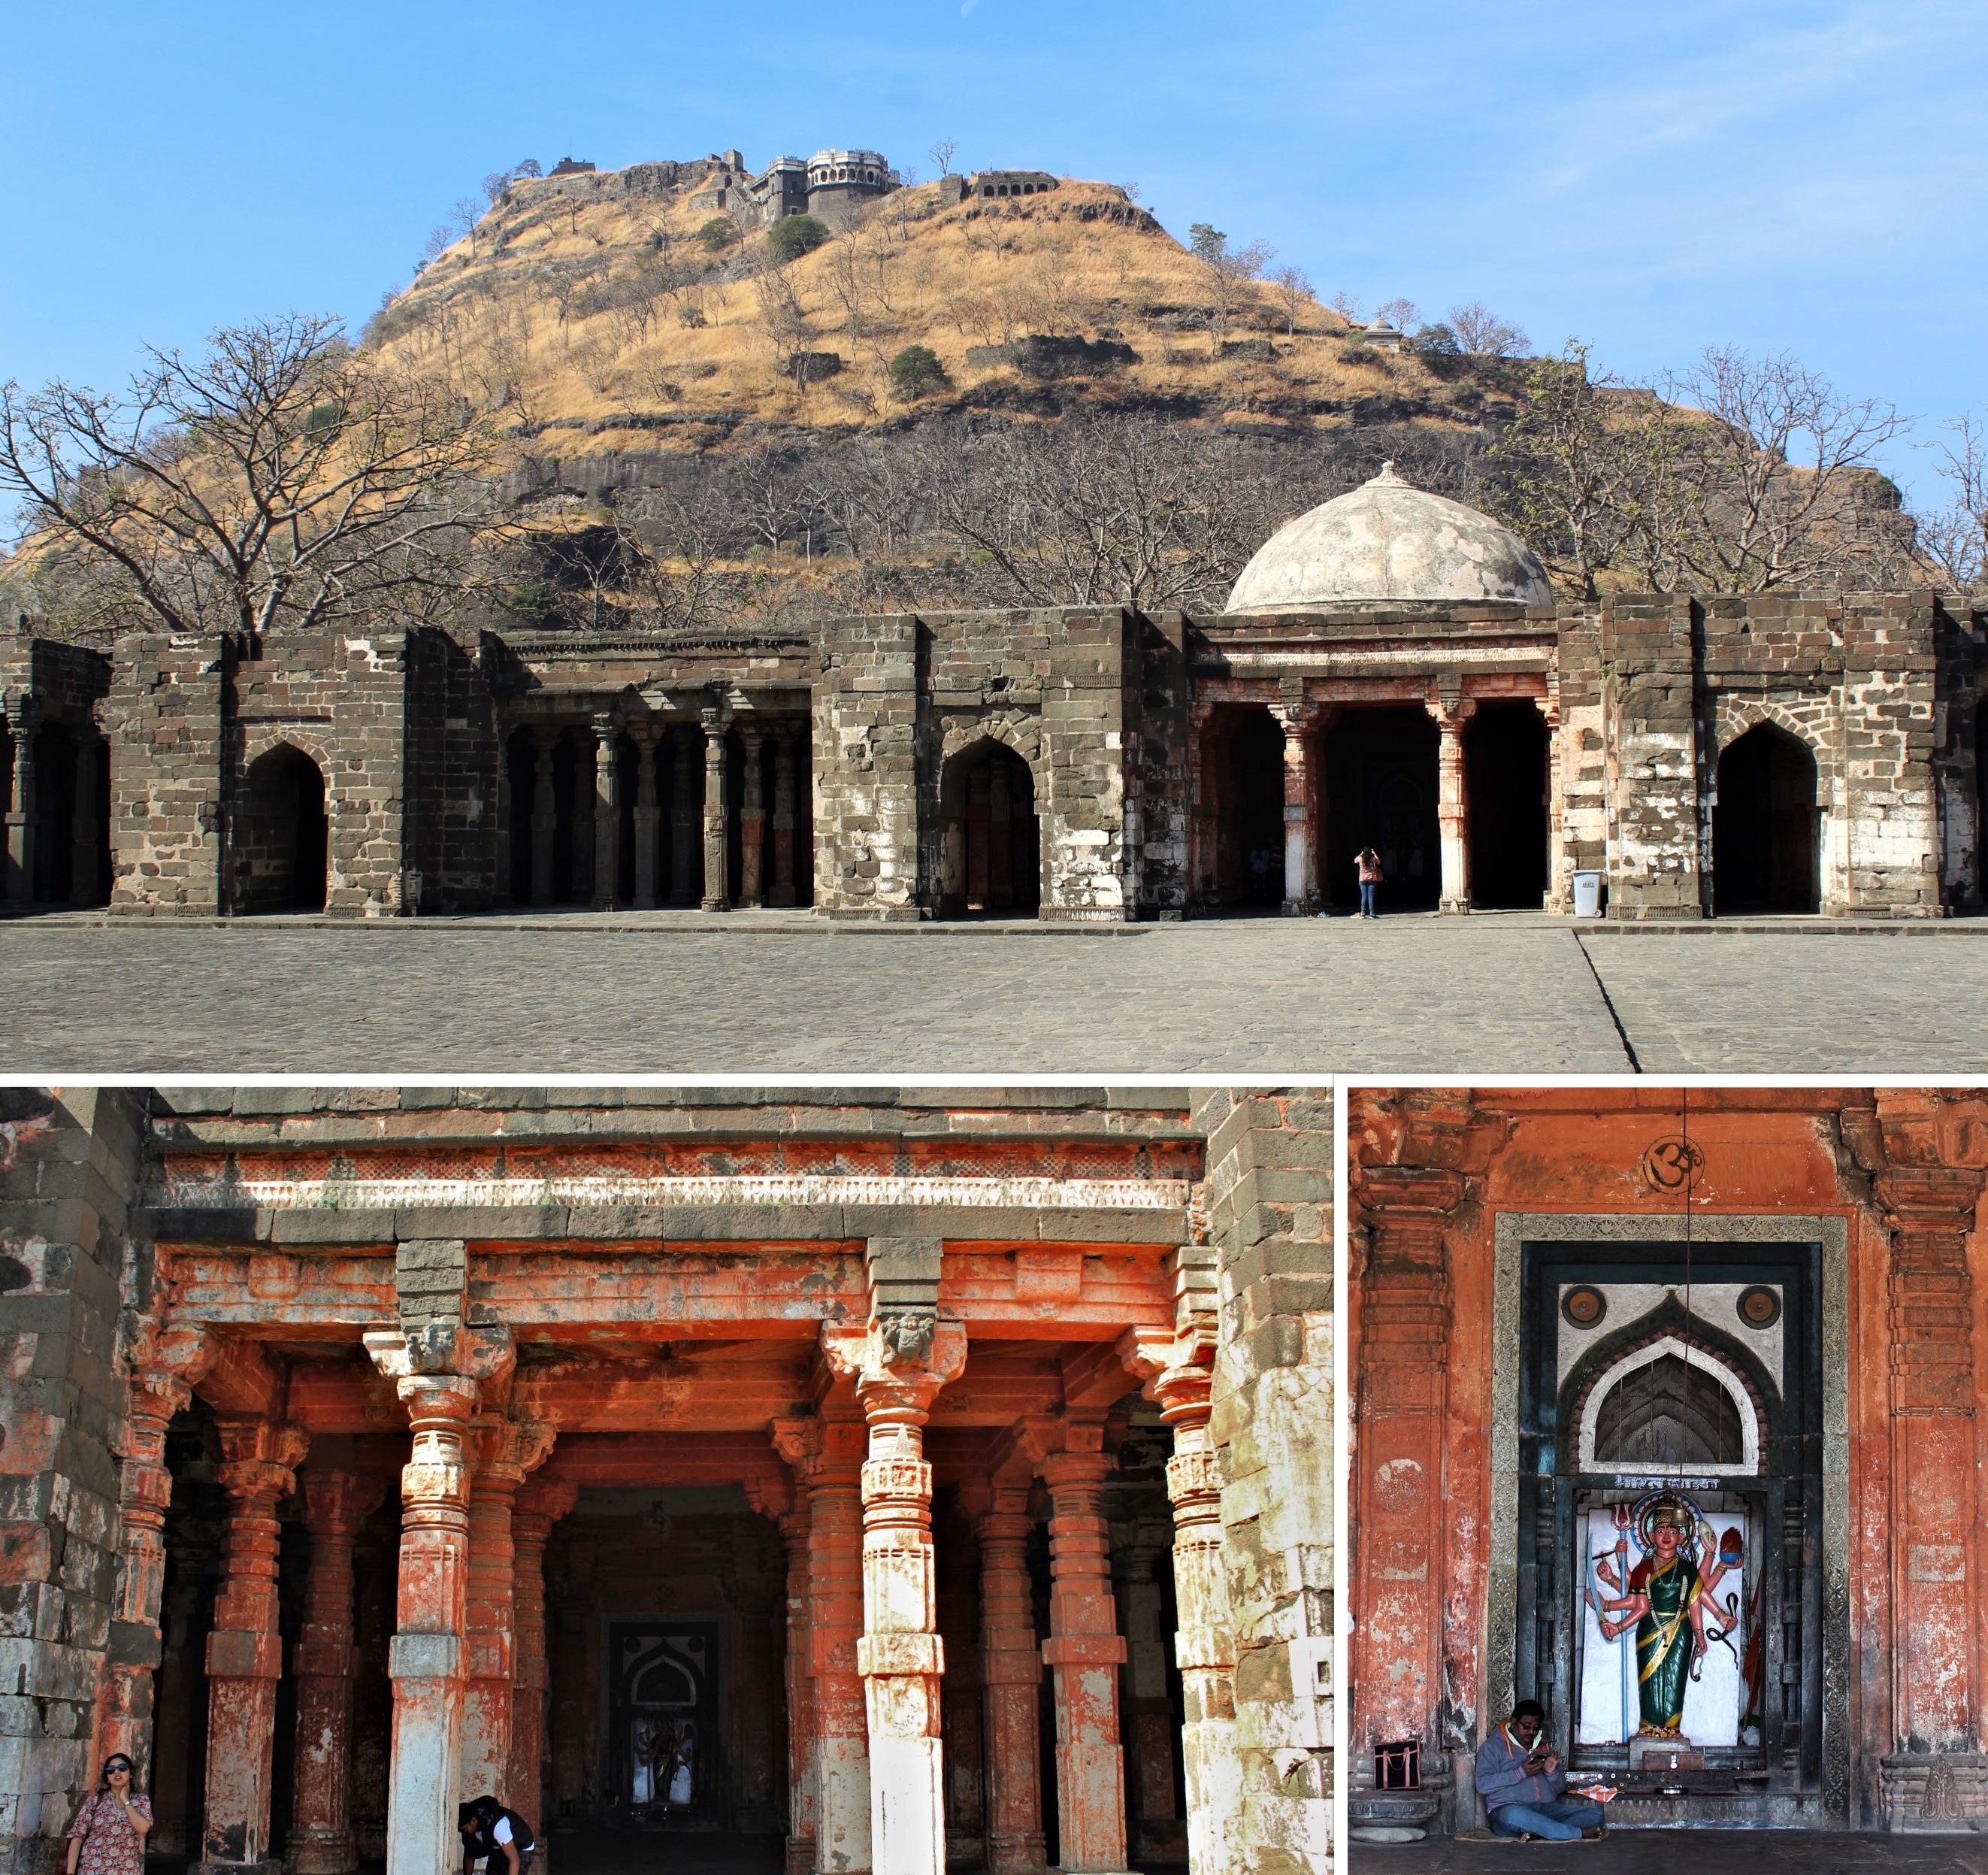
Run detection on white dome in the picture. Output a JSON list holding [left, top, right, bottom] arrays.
[[1225, 462, 1554, 612]]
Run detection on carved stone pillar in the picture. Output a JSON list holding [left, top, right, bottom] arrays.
[[530, 728, 558, 908], [702, 710, 731, 911], [1869, 1129, 1987, 1758], [778, 1506, 819, 1875], [462, 1418, 556, 1803], [569, 728, 595, 905], [1429, 698, 1472, 913], [776, 1410, 871, 1875], [591, 716, 621, 910], [1036, 1430, 1132, 1875], [1537, 696, 1566, 912], [965, 1484, 1044, 1875], [1147, 1354, 1236, 1875], [1272, 706, 1318, 915], [633, 728, 660, 910], [195, 1419, 309, 1875], [671, 728, 701, 905], [510, 1477, 576, 1840], [740, 726, 767, 907], [771, 733, 800, 908], [70, 725, 100, 906], [101, 1329, 215, 1773], [823, 1305, 969, 1875], [6, 707, 35, 904], [364, 1319, 514, 1875], [290, 1471, 389, 1875]]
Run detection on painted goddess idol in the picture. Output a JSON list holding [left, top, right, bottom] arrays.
[[1592, 1494, 1738, 1737]]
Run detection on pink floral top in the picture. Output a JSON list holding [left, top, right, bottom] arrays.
[[67, 1791, 151, 1875]]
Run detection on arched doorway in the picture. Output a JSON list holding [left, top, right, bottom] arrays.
[[235, 745, 328, 913], [30, 722, 77, 904], [939, 739, 1041, 916], [1514, 1241, 1827, 1809], [1197, 707, 1285, 909], [1714, 724, 1820, 914], [1322, 707, 1439, 911], [1464, 703, 1549, 909]]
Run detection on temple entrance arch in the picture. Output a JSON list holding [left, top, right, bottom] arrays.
[[1714, 723, 1820, 914], [1514, 1238, 1826, 1819], [937, 738, 1041, 916], [1197, 705, 1286, 910], [1463, 703, 1549, 909], [1322, 707, 1439, 911], [235, 744, 328, 913]]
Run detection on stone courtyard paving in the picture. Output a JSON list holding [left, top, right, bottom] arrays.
[[1351, 1830, 1988, 1873], [3, 911, 1988, 1075]]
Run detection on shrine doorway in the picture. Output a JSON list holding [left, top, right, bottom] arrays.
[[1463, 704, 1550, 910], [1321, 708, 1439, 912], [544, 1487, 789, 1841], [234, 744, 328, 913], [937, 738, 1042, 917], [1197, 705, 1286, 910], [1713, 724, 1820, 915], [1511, 1235, 1833, 1826]]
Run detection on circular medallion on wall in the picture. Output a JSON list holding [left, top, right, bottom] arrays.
[[1641, 1135, 1706, 1192], [1736, 1285, 1781, 1329], [1562, 1284, 1608, 1329]]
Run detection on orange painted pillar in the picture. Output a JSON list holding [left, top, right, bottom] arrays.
[[970, 1486, 1045, 1875], [778, 1407, 872, 1875], [510, 1477, 575, 1840], [462, 1419, 555, 1804], [741, 727, 768, 906], [825, 1320, 967, 1875], [100, 1336, 212, 1775], [290, 1473, 386, 1875], [1038, 1435, 1133, 1875], [195, 1421, 308, 1875], [779, 1507, 820, 1875]]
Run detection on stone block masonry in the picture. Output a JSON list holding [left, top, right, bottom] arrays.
[[1191, 1089, 1334, 1875], [0, 1091, 145, 1875]]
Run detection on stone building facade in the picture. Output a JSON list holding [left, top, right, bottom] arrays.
[[0, 1085, 1333, 1875], [1347, 1086, 1988, 1838], [7, 468, 1983, 922]]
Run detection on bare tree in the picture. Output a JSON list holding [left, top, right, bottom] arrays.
[[1188, 225, 1274, 344], [1329, 291, 1364, 326], [1646, 347, 1909, 592], [1268, 265, 1313, 337], [1916, 413, 1988, 587], [1375, 297, 1418, 334], [1484, 342, 1642, 599], [929, 138, 959, 177], [1448, 301, 1530, 358], [0, 313, 501, 642]]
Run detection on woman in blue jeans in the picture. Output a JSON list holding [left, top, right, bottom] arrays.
[[1356, 846, 1381, 919], [1475, 1701, 1607, 1840]]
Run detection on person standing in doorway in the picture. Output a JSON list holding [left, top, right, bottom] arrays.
[[1356, 846, 1383, 919]]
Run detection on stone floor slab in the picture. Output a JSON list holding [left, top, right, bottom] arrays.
[[3, 917, 1986, 1074]]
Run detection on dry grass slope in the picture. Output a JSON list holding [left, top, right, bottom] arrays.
[[366, 161, 1488, 462]]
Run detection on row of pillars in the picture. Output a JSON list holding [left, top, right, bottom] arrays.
[[104, 1325, 1234, 1875], [1269, 695, 1554, 916], [2, 712, 104, 907], [504, 713, 804, 911]]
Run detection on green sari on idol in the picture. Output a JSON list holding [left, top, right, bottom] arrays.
[[1634, 1555, 1703, 1734]]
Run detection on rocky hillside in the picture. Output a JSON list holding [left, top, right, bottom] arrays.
[[363, 156, 1511, 477]]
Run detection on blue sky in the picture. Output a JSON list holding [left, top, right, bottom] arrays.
[[4, 0, 1983, 506]]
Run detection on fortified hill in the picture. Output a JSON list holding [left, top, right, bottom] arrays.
[[359, 144, 1499, 489]]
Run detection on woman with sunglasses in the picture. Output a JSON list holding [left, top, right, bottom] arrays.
[[65, 1757, 150, 1875]]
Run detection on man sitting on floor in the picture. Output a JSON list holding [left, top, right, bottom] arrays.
[[1476, 1701, 1605, 1841]]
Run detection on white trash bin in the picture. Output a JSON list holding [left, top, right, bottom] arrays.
[[1572, 870, 1603, 918]]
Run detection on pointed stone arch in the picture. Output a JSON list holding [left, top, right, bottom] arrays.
[[935, 728, 1042, 916], [235, 739, 328, 913]]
